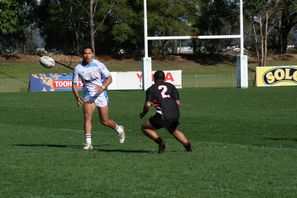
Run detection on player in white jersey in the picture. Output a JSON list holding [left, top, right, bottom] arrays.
[[72, 46, 125, 150]]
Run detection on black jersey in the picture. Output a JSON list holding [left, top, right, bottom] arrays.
[[146, 81, 180, 120]]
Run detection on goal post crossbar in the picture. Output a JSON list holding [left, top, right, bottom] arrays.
[[142, 0, 247, 90], [147, 35, 241, 41]]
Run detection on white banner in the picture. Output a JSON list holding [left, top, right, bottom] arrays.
[[108, 70, 182, 90]]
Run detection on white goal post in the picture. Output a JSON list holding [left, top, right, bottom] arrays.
[[142, 0, 248, 90]]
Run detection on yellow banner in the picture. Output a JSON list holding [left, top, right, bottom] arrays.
[[256, 66, 297, 87]]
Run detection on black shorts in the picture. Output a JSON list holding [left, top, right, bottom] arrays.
[[149, 114, 180, 131]]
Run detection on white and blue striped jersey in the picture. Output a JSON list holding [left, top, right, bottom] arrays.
[[72, 59, 110, 99]]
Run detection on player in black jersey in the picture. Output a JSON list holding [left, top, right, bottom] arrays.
[[140, 70, 193, 153]]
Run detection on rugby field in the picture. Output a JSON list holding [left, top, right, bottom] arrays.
[[0, 87, 297, 197]]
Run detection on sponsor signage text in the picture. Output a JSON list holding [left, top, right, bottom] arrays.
[[256, 66, 297, 87]]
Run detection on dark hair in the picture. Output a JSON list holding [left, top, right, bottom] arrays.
[[154, 70, 165, 81], [82, 46, 93, 54]]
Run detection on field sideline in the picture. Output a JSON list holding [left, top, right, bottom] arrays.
[[0, 87, 297, 197], [0, 60, 240, 91], [1, 58, 297, 91]]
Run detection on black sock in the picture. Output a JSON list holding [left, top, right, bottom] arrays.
[[183, 142, 192, 151], [154, 137, 163, 146]]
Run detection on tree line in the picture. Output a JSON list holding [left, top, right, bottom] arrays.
[[0, 0, 297, 65]]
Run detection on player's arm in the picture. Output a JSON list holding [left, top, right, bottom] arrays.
[[140, 88, 154, 119], [97, 64, 112, 93], [176, 100, 181, 106], [72, 83, 83, 107], [173, 85, 180, 107], [72, 67, 83, 107], [140, 101, 152, 119], [97, 75, 112, 93]]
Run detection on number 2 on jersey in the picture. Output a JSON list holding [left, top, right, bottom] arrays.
[[158, 85, 170, 98]]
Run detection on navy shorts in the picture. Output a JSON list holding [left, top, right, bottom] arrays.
[[149, 114, 179, 132]]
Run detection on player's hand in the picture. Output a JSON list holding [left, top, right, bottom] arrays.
[[139, 112, 145, 119], [76, 96, 83, 107], [96, 85, 105, 94]]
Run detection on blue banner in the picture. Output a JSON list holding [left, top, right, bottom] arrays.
[[29, 73, 83, 92]]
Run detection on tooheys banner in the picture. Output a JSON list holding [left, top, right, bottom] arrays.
[[256, 66, 297, 87], [29, 73, 83, 92], [29, 70, 182, 92]]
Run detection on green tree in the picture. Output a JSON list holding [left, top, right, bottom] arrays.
[[17, 0, 40, 54], [193, 0, 239, 53], [0, 0, 18, 34], [146, 0, 197, 56], [74, 0, 115, 55], [36, 0, 88, 54], [108, 0, 143, 56], [0, 0, 39, 54], [278, 0, 297, 53], [245, 0, 281, 66]]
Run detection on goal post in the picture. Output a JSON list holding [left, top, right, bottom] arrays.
[[142, 0, 248, 90]]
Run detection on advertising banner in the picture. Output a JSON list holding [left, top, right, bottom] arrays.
[[29, 73, 83, 92], [29, 70, 182, 92], [256, 66, 297, 87], [108, 70, 182, 90]]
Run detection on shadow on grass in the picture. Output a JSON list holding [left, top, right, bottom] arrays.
[[264, 137, 297, 142], [13, 143, 153, 153], [14, 143, 85, 149], [93, 148, 153, 153]]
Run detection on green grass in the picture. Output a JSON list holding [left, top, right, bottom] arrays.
[[1, 57, 296, 91], [1, 87, 297, 197], [0, 61, 240, 92]]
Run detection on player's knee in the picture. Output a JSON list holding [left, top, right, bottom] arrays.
[[84, 113, 92, 121], [141, 124, 150, 134], [100, 119, 109, 126]]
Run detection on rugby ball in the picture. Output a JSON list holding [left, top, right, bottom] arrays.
[[39, 56, 55, 68]]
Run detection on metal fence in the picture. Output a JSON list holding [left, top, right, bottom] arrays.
[[184, 71, 257, 88]]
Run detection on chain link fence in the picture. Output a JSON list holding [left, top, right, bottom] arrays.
[[183, 70, 257, 88]]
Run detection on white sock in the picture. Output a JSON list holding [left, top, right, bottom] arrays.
[[114, 124, 123, 134], [85, 133, 92, 145]]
